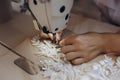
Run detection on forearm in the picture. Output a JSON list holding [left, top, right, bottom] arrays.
[[103, 33, 120, 55], [116, 31, 120, 34]]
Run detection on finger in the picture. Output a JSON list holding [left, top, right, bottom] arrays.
[[48, 33, 53, 40], [107, 52, 120, 56], [39, 30, 49, 38], [59, 36, 75, 46], [106, 53, 118, 61], [56, 33, 62, 44], [65, 52, 83, 60], [72, 58, 88, 65], [56, 31, 63, 41], [56, 33, 60, 41], [61, 45, 78, 53]]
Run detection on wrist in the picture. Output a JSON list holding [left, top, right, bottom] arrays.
[[102, 33, 120, 53]]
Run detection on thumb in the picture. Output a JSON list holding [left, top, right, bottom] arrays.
[[59, 39, 66, 46], [59, 36, 74, 46]]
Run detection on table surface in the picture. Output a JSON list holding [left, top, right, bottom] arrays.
[[0, 13, 120, 80]]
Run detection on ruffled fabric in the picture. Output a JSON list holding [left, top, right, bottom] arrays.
[[31, 37, 120, 80]]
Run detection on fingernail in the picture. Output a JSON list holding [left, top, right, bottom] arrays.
[[59, 39, 64, 46], [48, 33, 53, 40]]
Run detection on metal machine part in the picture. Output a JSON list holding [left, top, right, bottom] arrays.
[[22, 0, 73, 43], [0, 0, 74, 75], [14, 58, 40, 75], [0, 0, 39, 75], [0, 41, 40, 75], [52, 33, 56, 43]]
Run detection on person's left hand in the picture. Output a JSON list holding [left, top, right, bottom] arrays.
[[60, 32, 107, 65]]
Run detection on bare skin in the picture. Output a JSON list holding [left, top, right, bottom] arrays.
[[39, 30, 62, 44], [39, 30, 120, 65], [59, 32, 120, 65]]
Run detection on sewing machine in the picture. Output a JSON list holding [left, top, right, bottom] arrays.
[[14, 0, 74, 75], [24, 0, 74, 41]]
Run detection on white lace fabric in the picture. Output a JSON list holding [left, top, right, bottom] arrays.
[[31, 38, 120, 80]]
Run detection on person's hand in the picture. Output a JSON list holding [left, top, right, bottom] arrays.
[[39, 30, 62, 43], [60, 32, 107, 65]]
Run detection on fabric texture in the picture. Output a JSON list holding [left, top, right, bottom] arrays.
[[94, 0, 120, 26]]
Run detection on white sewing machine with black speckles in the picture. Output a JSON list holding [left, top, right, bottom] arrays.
[[26, 0, 73, 34]]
